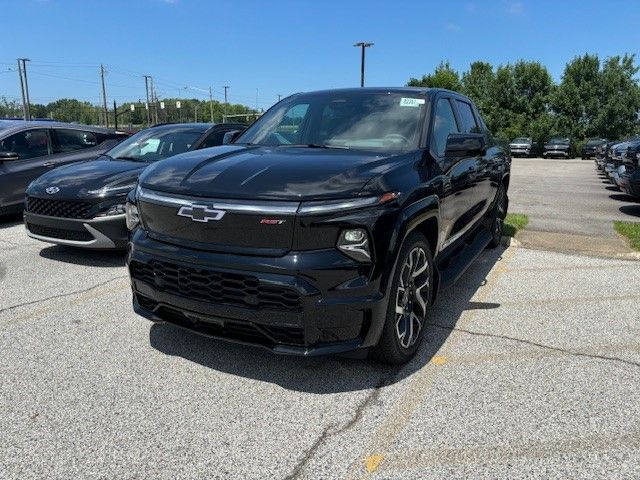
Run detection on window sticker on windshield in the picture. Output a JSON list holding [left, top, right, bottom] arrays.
[[400, 97, 425, 107]]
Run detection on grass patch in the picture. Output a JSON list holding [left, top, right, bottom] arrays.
[[504, 213, 529, 237], [614, 221, 640, 251]]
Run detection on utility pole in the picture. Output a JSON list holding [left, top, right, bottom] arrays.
[[16, 59, 27, 120], [150, 77, 158, 124], [353, 42, 374, 87], [143, 75, 152, 126], [17, 58, 31, 120], [208, 86, 214, 123], [100, 64, 109, 127], [223, 85, 229, 119], [277, 94, 282, 102], [194, 104, 199, 122]]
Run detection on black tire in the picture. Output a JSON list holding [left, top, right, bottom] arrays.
[[372, 232, 433, 365], [488, 185, 508, 249]]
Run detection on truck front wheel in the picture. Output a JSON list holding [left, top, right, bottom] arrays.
[[372, 232, 433, 365]]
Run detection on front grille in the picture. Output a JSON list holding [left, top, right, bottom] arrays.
[[27, 223, 93, 242], [136, 294, 305, 346], [130, 260, 301, 311], [26, 196, 93, 219]]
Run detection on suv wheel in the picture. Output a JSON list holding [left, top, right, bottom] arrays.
[[488, 185, 507, 249], [372, 232, 433, 365]]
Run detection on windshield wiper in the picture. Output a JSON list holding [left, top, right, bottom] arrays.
[[277, 143, 351, 150]]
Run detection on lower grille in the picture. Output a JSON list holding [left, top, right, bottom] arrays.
[[136, 294, 305, 346], [26, 196, 93, 219], [27, 223, 93, 242], [130, 260, 301, 311]]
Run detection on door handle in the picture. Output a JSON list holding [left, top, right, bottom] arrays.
[[43, 162, 55, 167]]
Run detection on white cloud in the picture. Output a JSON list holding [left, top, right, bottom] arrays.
[[444, 22, 461, 33], [507, 1, 524, 15]]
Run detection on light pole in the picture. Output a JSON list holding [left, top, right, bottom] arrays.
[[353, 42, 373, 87]]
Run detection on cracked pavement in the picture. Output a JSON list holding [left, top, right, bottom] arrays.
[[1, 212, 640, 479]]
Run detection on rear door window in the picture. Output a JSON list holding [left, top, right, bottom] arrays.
[[0, 129, 50, 159], [455, 100, 480, 134], [431, 98, 460, 157], [53, 129, 98, 153]]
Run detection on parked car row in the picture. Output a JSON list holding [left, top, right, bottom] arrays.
[[508, 137, 608, 159], [4, 87, 512, 365], [594, 136, 640, 198]]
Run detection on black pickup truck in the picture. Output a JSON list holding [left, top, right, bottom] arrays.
[[125, 88, 510, 364]]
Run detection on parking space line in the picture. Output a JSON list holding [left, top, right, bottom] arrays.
[[346, 247, 518, 479]]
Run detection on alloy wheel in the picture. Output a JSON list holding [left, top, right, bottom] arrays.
[[394, 246, 430, 348]]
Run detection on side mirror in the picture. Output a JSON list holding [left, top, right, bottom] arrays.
[[0, 151, 19, 161], [445, 133, 486, 157], [222, 130, 243, 145]]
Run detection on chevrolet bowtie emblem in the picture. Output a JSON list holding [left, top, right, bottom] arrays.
[[177, 205, 226, 222]]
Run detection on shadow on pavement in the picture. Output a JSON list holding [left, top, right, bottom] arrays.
[[148, 247, 507, 394], [39, 245, 126, 268], [0, 213, 23, 229], [610, 193, 639, 203], [620, 205, 640, 218]]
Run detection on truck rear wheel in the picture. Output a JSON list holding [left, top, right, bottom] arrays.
[[372, 232, 433, 365]]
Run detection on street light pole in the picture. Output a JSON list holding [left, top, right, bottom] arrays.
[[353, 42, 373, 87]]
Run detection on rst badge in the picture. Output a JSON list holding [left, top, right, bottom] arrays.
[[45, 186, 60, 194], [177, 205, 226, 222]]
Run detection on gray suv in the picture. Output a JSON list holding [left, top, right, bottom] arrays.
[[0, 120, 128, 215]]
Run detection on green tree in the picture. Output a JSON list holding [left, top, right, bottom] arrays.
[[407, 61, 462, 91], [594, 54, 640, 139]]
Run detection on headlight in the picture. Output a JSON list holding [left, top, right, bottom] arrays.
[[96, 203, 126, 217], [125, 202, 139, 230], [88, 184, 137, 196], [337, 228, 371, 262]]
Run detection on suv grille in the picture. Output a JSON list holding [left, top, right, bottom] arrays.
[[26, 196, 93, 219], [130, 260, 301, 311], [27, 223, 93, 242]]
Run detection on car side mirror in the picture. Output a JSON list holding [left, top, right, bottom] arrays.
[[222, 130, 243, 145], [445, 133, 486, 157], [0, 151, 19, 161]]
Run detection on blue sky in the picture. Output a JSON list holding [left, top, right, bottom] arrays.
[[1, 0, 639, 110]]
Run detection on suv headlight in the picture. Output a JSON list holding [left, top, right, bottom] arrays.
[[337, 228, 371, 262], [125, 202, 139, 230]]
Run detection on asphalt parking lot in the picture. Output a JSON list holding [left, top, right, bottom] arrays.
[[1, 161, 640, 479], [510, 158, 640, 257]]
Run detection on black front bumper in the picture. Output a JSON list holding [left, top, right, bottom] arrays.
[[24, 212, 128, 249], [127, 231, 388, 356]]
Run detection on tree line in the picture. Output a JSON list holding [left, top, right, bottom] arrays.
[[407, 54, 640, 149], [0, 97, 258, 127]]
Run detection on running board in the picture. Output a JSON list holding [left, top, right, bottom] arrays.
[[436, 226, 492, 291]]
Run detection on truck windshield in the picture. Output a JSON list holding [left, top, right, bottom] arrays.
[[236, 91, 427, 152], [106, 127, 204, 162]]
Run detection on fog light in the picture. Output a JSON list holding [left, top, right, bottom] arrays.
[[337, 228, 371, 262], [125, 202, 139, 230], [97, 204, 126, 217]]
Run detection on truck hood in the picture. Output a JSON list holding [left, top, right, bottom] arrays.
[[27, 157, 147, 198], [138, 145, 398, 200]]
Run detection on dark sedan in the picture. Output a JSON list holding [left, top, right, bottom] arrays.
[[0, 121, 129, 215], [543, 138, 574, 159], [24, 122, 246, 249]]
